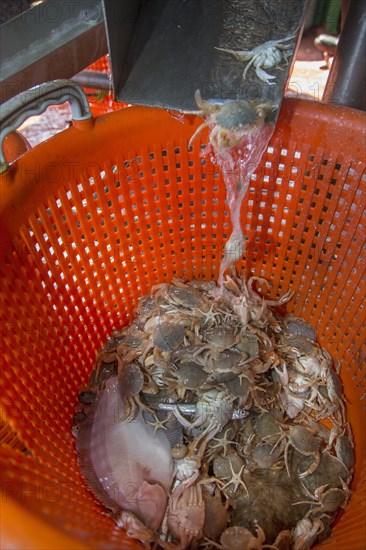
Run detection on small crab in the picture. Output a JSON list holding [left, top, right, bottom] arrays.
[[201, 325, 239, 352], [285, 368, 313, 395], [220, 523, 266, 549], [91, 349, 118, 388], [166, 456, 206, 549], [203, 487, 229, 540], [189, 90, 275, 152], [272, 529, 292, 550], [335, 430, 355, 472], [278, 387, 307, 419], [283, 315, 317, 341], [194, 347, 244, 375], [224, 275, 293, 329], [116, 510, 156, 547], [152, 279, 211, 317], [165, 361, 207, 398], [251, 443, 283, 470], [272, 425, 322, 479], [277, 334, 332, 383], [167, 481, 205, 549], [172, 389, 234, 459], [293, 480, 350, 519], [317, 368, 346, 420], [216, 35, 294, 85], [292, 518, 324, 550]]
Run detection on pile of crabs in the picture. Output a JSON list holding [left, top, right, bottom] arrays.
[[73, 276, 354, 550]]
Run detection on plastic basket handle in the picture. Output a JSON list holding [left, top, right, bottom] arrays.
[[0, 79, 92, 172]]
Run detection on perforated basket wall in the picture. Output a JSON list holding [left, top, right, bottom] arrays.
[[0, 99, 365, 549]]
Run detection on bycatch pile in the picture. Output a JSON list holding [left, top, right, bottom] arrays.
[[73, 276, 354, 549]]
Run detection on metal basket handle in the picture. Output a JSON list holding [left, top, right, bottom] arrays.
[[0, 80, 92, 172]]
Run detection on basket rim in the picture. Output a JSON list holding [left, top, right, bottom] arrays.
[[1, 98, 365, 243]]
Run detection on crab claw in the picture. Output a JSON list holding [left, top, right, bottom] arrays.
[[274, 361, 288, 385], [256, 67, 277, 85]]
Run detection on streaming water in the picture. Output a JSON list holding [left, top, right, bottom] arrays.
[[210, 122, 275, 288]]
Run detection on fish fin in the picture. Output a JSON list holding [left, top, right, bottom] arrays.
[[76, 396, 121, 513]]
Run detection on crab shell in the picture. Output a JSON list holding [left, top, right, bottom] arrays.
[[189, 90, 275, 151], [252, 46, 283, 70], [293, 518, 324, 550], [215, 101, 259, 130], [167, 482, 205, 548], [203, 488, 228, 539], [220, 524, 266, 550]]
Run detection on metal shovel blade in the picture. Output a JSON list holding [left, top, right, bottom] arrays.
[[103, 0, 308, 114]]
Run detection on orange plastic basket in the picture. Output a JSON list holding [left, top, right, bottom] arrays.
[[0, 98, 365, 549]]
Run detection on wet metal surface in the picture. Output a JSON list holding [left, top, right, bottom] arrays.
[[0, 0, 107, 103], [105, 0, 308, 115]]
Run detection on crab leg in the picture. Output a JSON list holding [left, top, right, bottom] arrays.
[[242, 56, 258, 80], [215, 47, 254, 60], [171, 405, 195, 428], [189, 120, 211, 147], [255, 67, 277, 85], [284, 440, 292, 477], [195, 425, 222, 463], [298, 451, 321, 479]]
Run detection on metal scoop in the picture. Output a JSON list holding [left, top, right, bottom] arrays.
[[103, 0, 308, 116]]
